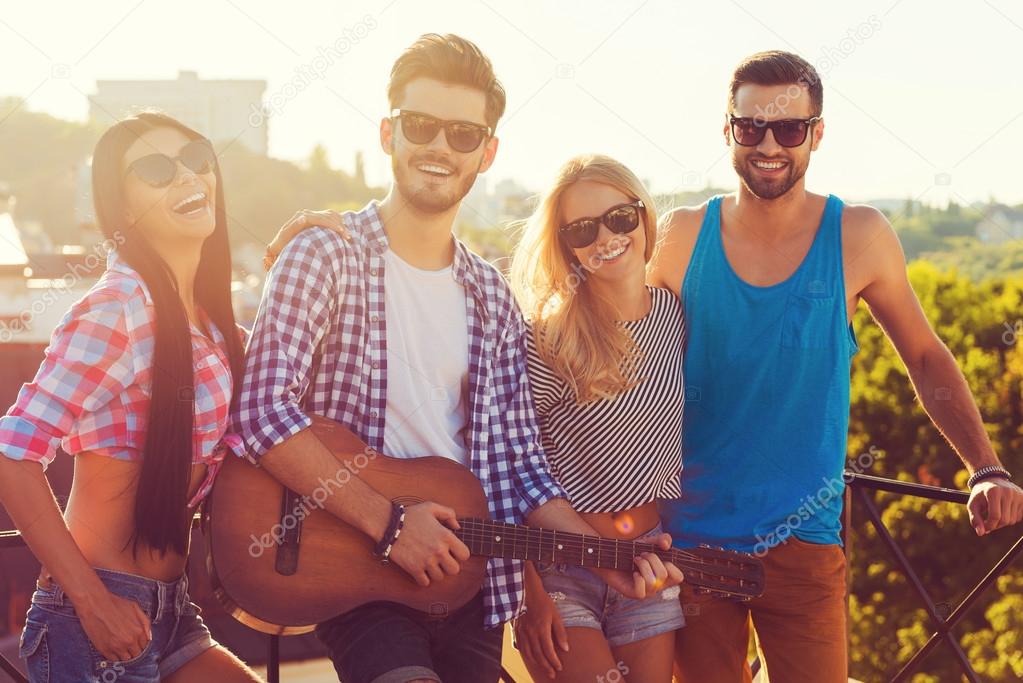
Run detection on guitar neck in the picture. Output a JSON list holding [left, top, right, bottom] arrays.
[[455, 518, 681, 571]]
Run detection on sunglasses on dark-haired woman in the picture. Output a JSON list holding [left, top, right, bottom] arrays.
[[125, 139, 216, 188]]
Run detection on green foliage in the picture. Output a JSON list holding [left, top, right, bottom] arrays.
[[885, 200, 1023, 280], [847, 263, 1023, 682], [0, 97, 103, 243]]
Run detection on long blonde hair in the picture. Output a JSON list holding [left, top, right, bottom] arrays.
[[510, 154, 659, 403]]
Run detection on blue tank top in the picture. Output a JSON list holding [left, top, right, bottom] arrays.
[[659, 194, 858, 553]]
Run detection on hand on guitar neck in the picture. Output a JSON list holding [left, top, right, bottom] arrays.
[[525, 501, 684, 600]]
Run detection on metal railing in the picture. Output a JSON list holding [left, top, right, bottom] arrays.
[[2, 471, 1021, 682]]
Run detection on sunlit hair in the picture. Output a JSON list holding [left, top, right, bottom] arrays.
[[388, 33, 506, 129], [729, 50, 823, 117], [510, 154, 658, 404]]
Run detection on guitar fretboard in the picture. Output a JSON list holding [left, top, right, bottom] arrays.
[[454, 517, 735, 574], [455, 517, 660, 569]]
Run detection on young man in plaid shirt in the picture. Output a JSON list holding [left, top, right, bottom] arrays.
[[232, 33, 682, 683]]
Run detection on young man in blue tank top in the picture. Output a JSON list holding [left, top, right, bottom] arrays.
[[649, 50, 1023, 682]]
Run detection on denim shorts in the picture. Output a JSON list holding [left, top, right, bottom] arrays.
[[536, 526, 685, 647], [19, 567, 216, 683]]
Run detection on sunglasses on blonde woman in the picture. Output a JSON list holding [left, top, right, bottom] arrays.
[[558, 200, 645, 249]]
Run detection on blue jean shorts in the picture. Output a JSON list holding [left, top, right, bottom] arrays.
[[536, 526, 685, 647], [19, 567, 216, 683]]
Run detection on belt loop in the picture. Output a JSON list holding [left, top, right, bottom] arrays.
[[156, 582, 169, 623], [176, 578, 187, 616]]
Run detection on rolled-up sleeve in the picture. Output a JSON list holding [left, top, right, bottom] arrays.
[[231, 229, 339, 463], [0, 293, 137, 468], [493, 305, 567, 517]]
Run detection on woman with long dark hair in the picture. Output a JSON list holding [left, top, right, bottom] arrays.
[[0, 112, 340, 682]]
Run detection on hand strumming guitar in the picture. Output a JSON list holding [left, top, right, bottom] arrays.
[[388, 501, 471, 586]]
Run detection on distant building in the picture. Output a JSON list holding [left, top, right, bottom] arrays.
[[976, 204, 1023, 244], [89, 70, 268, 154]]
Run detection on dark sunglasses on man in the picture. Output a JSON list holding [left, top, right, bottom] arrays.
[[559, 200, 645, 249], [390, 109, 492, 153], [729, 115, 821, 148], [125, 139, 217, 188]]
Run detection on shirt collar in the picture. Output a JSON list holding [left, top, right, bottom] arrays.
[[105, 248, 154, 305]]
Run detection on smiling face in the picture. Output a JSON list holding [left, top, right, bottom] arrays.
[[121, 126, 217, 247], [381, 77, 498, 214], [560, 180, 647, 285], [726, 83, 823, 200]]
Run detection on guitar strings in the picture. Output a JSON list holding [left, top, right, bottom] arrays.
[[452, 522, 757, 581]]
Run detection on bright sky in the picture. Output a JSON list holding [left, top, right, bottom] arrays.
[[3, 0, 1022, 206]]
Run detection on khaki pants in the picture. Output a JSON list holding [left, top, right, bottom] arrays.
[[674, 536, 848, 683]]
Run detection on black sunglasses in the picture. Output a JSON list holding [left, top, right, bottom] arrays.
[[125, 139, 216, 188], [390, 109, 492, 153], [729, 115, 821, 148], [559, 200, 645, 249]]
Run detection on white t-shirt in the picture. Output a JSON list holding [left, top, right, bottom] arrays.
[[382, 248, 470, 465]]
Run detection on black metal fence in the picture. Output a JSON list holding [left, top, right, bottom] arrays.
[[2, 471, 1021, 682]]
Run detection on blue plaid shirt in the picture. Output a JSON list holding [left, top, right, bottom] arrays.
[[232, 200, 567, 627]]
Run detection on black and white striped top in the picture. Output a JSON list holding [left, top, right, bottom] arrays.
[[526, 286, 686, 513]]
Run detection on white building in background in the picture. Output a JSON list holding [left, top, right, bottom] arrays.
[[89, 71, 268, 154], [976, 204, 1023, 245]]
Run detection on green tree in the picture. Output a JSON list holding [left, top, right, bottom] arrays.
[[847, 263, 1023, 682]]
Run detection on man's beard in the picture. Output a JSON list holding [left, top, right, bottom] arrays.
[[392, 155, 480, 214], [733, 155, 808, 200]]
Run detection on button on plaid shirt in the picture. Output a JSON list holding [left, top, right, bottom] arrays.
[[232, 201, 567, 627]]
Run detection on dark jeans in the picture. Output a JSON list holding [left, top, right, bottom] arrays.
[[315, 591, 503, 683]]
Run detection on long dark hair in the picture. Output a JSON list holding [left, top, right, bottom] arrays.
[[91, 112, 244, 556]]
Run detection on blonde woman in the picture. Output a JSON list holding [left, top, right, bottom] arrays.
[[510, 154, 686, 682]]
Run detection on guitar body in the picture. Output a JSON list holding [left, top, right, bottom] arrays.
[[205, 415, 489, 634]]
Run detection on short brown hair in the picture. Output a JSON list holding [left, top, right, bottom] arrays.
[[388, 33, 507, 129], [729, 50, 823, 117]]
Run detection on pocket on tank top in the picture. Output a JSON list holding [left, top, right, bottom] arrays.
[[781, 293, 836, 349]]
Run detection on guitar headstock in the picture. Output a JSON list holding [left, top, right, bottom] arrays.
[[675, 545, 765, 600]]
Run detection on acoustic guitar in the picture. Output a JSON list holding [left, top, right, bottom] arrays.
[[204, 415, 765, 635]]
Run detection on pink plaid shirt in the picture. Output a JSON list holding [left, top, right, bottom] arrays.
[[0, 250, 240, 508]]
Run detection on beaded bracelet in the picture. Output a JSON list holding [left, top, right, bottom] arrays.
[[373, 503, 406, 563], [967, 465, 1012, 489]]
